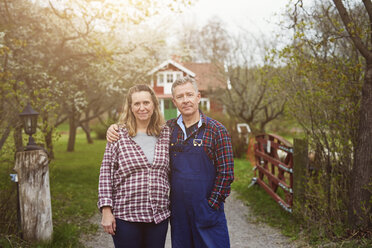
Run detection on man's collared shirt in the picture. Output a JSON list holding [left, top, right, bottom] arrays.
[[167, 112, 234, 209], [176, 114, 202, 139]]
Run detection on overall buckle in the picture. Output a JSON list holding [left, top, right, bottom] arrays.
[[193, 139, 203, 147]]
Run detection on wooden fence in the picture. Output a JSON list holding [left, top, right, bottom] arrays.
[[251, 134, 308, 213]]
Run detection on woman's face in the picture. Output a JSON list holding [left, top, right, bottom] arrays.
[[131, 91, 155, 123]]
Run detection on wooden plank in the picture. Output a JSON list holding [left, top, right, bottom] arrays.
[[255, 165, 292, 193], [293, 138, 308, 214], [256, 178, 292, 212], [255, 150, 293, 172]]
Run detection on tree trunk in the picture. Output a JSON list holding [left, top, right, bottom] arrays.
[[45, 128, 54, 159], [82, 109, 93, 144], [13, 123, 23, 151], [0, 124, 11, 151], [42, 114, 55, 159], [67, 112, 77, 152], [348, 63, 372, 229], [14, 149, 53, 242], [80, 122, 93, 144]]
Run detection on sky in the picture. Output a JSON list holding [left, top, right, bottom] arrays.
[[179, 0, 290, 36]]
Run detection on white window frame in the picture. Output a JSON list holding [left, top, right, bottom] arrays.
[[200, 98, 210, 112], [159, 99, 164, 115], [166, 73, 174, 84], [157, 71, 183, 88], [157, 72, 165, 86]]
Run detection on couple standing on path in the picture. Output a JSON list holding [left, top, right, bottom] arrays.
[[98, 77, 234, 248]]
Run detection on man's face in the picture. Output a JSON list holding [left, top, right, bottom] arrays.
[[172, 82, 201, 117]]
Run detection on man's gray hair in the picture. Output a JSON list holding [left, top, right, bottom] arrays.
[[171, 76, 198, 96]]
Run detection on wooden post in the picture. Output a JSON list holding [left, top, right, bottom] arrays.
[[293, 138, 308, 215], [14, 149, 53, 242]]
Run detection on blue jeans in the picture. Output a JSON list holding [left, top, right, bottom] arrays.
[[112, 218, 168, 248]]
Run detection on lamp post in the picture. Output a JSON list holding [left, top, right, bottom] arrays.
[[19, 103, 41, 151], [15, 103, 53, 242]]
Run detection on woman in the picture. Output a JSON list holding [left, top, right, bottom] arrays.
[[98, 84, 170, 248]]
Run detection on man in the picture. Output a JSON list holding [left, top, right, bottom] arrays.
[[106, 77, 234, 247]]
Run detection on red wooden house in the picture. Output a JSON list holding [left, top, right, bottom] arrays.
[[148, 59, 226, 120]]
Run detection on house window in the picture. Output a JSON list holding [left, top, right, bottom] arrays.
[[157, 73, 165, 86], [200, 98, 210, 112], [167, 74, 173, 83], [157, 71, 183, 90]]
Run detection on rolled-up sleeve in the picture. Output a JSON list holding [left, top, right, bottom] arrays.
[[98, 142, 117, 210], [208, 126, 234, 209]]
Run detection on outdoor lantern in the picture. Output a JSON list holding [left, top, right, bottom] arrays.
[[19, 103, 40, 150]]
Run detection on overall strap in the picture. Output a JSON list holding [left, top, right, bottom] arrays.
[[170, 124, 179, 144], [170, 116, 210, 144]]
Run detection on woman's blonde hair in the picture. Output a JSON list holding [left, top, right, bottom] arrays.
[[118, 84, 164, 137]]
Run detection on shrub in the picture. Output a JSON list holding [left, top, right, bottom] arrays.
[[91, 118, 116, 140], [0, 135, 22, 245]]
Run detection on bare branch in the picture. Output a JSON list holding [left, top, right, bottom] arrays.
[[362, 0, 372, 45], [362, 0, 372, 22], [333, 0, 372, 61]]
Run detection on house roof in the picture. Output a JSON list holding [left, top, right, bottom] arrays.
[[149, 59, 227, 92], [148, 59, 195, 77], [182, 62, 226, 91]]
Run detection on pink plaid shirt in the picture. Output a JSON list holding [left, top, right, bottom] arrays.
[[98, 125, 170, 224]]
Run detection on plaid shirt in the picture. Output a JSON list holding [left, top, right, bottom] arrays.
[[98, 125, 171, 224], [167, 112, 234, 209]]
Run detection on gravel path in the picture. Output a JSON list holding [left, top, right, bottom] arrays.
[[81, 191, 301, 248]]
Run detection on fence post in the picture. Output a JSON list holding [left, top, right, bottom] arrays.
[[293, 138, 308, 214], [14, 149, 53, 242]]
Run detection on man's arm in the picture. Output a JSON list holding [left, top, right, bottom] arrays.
[[208, 126, 234, 210], [106, 124, 120, 143]]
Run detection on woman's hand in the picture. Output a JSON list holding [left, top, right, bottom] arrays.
[[106, 124, 119, 143], [101, 207, 116, 235]]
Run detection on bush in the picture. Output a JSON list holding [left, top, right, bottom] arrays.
[[0, 135, 22, 245], [91, 124, 108, 140], [91, 119, 116, 140]]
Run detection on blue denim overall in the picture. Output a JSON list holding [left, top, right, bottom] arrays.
[[170, 122, 230, 248]]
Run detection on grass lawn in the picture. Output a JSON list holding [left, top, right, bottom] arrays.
[[232, 159, 371, 248], [0, 128, 107, 248], [45, 131, 106, 247], [231, 159, 300, 238]]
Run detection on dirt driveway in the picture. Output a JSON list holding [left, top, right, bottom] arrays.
[[81, 191, 301, 248]]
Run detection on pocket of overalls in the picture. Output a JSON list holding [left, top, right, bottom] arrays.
[[188, 142, 212, 174], [172, 147, 204, 174], [194, 198, 221, 227]]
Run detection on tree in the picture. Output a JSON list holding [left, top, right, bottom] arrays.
[[176, 18, 231, 63], [176, 19, 286, 133], [221, 29, 286, 133], [273, 0, 370, 234], [0, 0, 62, 153], [0, 0, 189, 153], [45, 0, 190, 151], [332, 0, 372, 230]]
